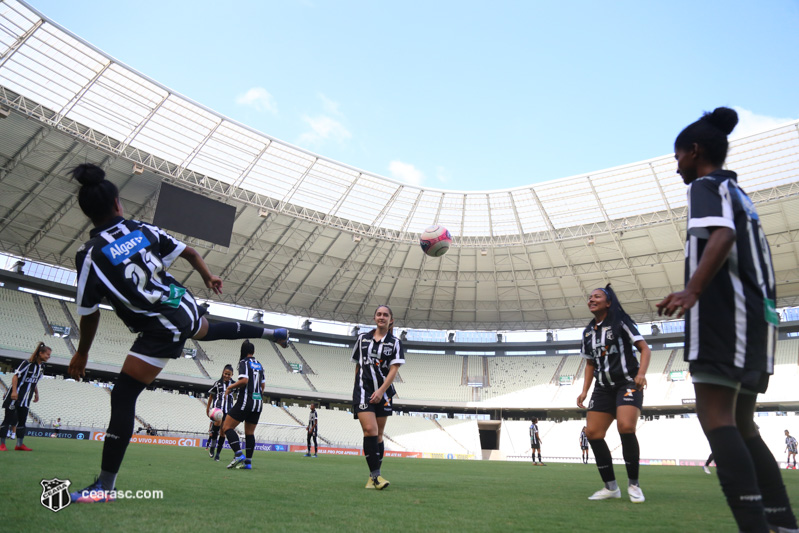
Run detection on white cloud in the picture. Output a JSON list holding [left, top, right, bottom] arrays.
[[318, 93, 342, 116], [388, 160, 425, 186], [236, 87, 277, 114], [298, 115, 351, 145], [731, 107, 797, 139]]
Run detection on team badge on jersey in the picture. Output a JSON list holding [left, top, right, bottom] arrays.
[[382, 345, 393, 357], [605, 328, 614, 341], [101, 230, 151, 265], [40, 478, 71, 512]]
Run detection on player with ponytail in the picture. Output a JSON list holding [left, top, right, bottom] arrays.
[[577, 284, 650, 503], [66, 163, 289, 502], [658, 107, 797, 531], [0, 342, 51, 451]]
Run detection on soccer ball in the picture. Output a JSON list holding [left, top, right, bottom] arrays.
[[420, 225, 452, 257], [50, 433, 57, 438], [209, 408, 223, 422]]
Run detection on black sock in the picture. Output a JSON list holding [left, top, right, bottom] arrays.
[[706, 454, 714, 467], [202, 322, 276, 342], [216, 433, 226, 456], [245, 434, 255, 460], [706, 426, 768, 532], [744, 435, 797, 529], [209, 425, 219, 449], [101, 372, 147, 480], [226, 429, 242, 454], [588, 438, 616, 488], [620, 433, 640, 485], [378, 440, 384, 467], [364, 436, 380, 476]]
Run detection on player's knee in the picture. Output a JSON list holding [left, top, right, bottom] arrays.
[[585, 428, 605, 440]]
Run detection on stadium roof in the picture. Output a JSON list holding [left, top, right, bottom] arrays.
[[1, 0, 798, 331]]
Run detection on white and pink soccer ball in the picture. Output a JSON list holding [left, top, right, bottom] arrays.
[[420, 225, 452, 257], [209, 408, 223, 422]]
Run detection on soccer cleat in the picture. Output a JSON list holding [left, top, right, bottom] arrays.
[[238, 462, 252, 470], [274, 328, 289, 348], [209, 450, 215, 459], [768, 524, 799, 533], [365, 477, 375, 489], [588, 487, 621, 500], [372, 476, 390, 490], [70, 479, 115, 504], [628, 484, 645, 503], [214, 455, 220, 462], [304, 453, 311, 457], [15, 444, 33, 451], [703, 466, 711, 475], [313, 454, 318, 458], [0, 443, 6, 451], [227, 453, 245, 469]]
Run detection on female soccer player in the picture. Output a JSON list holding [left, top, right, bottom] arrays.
[[785, 430, 798, 469], [657, 107, 797, 532], [577, 284, 650, 503], [65, 163, 289, 503], [0, 342, 50, 451], [352, 305, 405, 490], [579, 426, 590, 465], [529, 418, 543, 465], [222, 340, 264, 470], [206, 364, 235, 461]]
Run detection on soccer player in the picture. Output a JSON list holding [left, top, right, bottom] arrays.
[[657, 107, 797, 532], [577, 284, 650, 503], [530, 418, 543, 465], [785, 431, 797, 469], [305, 403, 318, 457], [65, 163, 289, 503], [53, 417, 62, 437], [0, 342, 51, 451], [206, 364, 235, 461], [579, 426, 590, 464], [352, 305, 405, 490], [223, 341, 265, 470]]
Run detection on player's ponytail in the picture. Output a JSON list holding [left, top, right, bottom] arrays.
[[601, 284, 634, 339], [674, 106, 738, 167], [240, 340, 255, 360], [28, 341, 50, 363], [70, 163, 120, 225]]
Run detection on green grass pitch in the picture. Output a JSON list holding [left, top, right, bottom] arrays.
[[3, 439, 798, 532]]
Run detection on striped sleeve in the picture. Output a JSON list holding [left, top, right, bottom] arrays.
[[388, 338, 405, 366], [14, 361, 30, 377], [75, 246, 103, 316], [687, 178, 736, 239], [143, 223, 186, 269], [621, 316, 644, 344]]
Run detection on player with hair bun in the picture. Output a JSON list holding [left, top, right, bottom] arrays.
[[65, 163, 290, 503], [658, 107, 797, 531], [578, 284, 650, 503], [0, 342, 50, 451]]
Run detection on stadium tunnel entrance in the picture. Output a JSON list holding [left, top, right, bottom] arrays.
[[478, 420, 501, 459]]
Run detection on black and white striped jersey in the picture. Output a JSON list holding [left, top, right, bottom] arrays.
[[231, 357, 265, 413], [787, 436, 798, 453], [2, 360, 44, 408], [529, 423, 541, 445], [351, 329, 405, 405], [75, 216, 203, 341], [581, 315, 644, 388], [208, 379, 235, 413], [307, 409, 318, 434], [579, 430, 589, 448], [683, 170, 777, 373]]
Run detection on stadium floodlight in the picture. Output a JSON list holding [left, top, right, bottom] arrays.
[[132, 163, 144, 175]]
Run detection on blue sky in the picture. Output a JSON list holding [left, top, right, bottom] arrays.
[[27, 0, 799, 191]]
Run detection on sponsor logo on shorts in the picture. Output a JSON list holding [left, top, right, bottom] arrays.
[[359, 403, 367, 410], [624, 388, 636, 397]]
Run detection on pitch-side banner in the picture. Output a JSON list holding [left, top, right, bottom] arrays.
[[201, 439, 288, 452], [27, 429, 90, 440], [91, 432, 199, 447], [289, 445, 362, 456]]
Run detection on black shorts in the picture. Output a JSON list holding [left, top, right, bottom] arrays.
[[129, 305, 207, 360], [689, 361, 770, 394], [531, 443, 541, 450], [588, 384, 643, 415], [581, 446, 589, 450], [227, 406, 261, 425], [352, 397, 393, 419]]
